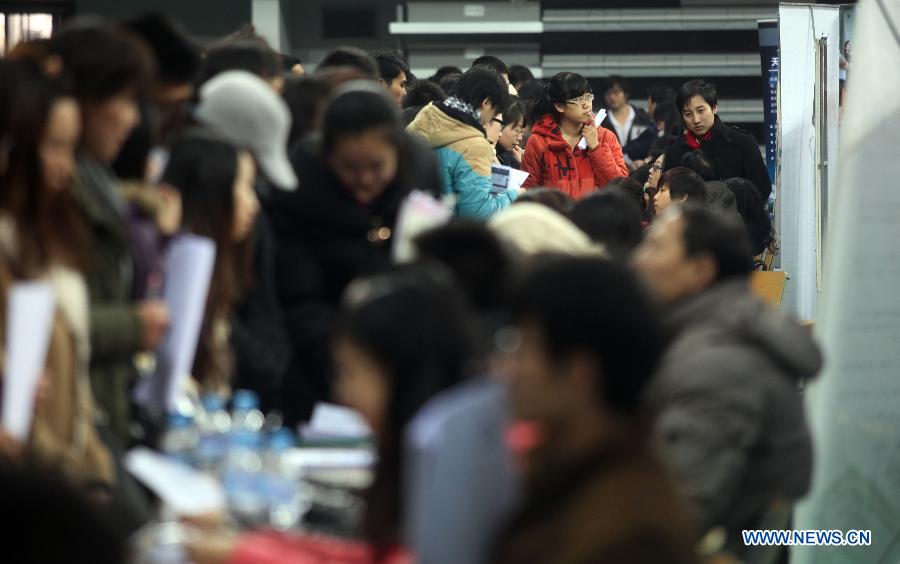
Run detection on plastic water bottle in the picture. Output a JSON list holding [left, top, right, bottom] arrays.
[[160, 413, 199, 467], [231, 390, 264, 440], [196, 394, 231, 472], [222, 390, 266, 525], [263, 428, 303, 531]]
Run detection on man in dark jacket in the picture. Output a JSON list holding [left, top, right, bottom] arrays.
[[492, 257, 699, 564], [663, 79, 772, 201], [633, 205, 822, 557]]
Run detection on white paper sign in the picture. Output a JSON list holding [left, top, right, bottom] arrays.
[[135, 235, 216, 411], [392, 190, 452, 263], [1, 282, 56, 441], [578, 109, 607, 150], [125, 447, 226, 516]]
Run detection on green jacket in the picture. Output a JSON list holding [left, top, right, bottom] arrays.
[[75, 156, 142, 443]]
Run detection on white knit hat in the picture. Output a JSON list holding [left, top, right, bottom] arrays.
[[194, 70, 298, 191], [489, 202, 606, 258]]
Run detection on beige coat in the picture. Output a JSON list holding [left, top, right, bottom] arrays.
[[0, 216, 114, 487]]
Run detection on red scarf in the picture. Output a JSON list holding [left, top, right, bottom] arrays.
[[685, 128, 714, 149]]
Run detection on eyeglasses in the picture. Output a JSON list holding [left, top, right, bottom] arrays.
[[492, 118, 504, 126], [513, 126, 528, 135], [566, 93, 595, 108]]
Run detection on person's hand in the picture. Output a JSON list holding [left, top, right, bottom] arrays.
[[581, 122, 600, 150], [155, 184, 182, 236], [136, 300, 170, 351], [0, 427, 23, 460], [512, 144, 524, 163], [185, 531, 238, 564], [34, 369, 52, 411]]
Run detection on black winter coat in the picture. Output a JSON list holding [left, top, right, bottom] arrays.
[[267, 136, 440, 424], [663, 119, 772, 201]]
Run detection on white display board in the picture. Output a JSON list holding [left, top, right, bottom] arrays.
[[777, 4, 841, 321], [792, 1, 900, 562]]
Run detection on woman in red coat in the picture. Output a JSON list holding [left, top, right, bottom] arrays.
[[521, 72, 627, 199]]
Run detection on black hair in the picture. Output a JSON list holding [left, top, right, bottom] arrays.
[[413, 221, 512, 313], [531, 71, 591, 124], [281, 76, 329, 148], [0, 59, 90, 275], [322, 89, 403, 156], [508, 65, 535, 89], [605, 176, 645, 211], [202, 38, 281, 84], [402, 80, 446, 109], [653, 102, 684, 137], [336, 265, 471, 553], [725, 177, 775, 256], [124, 12, 200, 85], [659, 167, 707, 203], [676, 79, 718, 113], [501, 97, 526, 128], [471, 55, 509, 76], [50, 21, 155, 104], [0, 467, 126, 564], [680, 149, 721, 181], [437, 72, 462, 95], [317, 47, 379, 79], [677, 205, 754, 282], [370, 49, 410, 82], [450, 66, 509, 114], [569, 190, 643, 262], [605, 75, 630, 96], [514, 188, 575, 215], [630, 162, 653, 186], [281, 53, 302, 72], [510, 257, 663, 414], [111, 104, 154, 180], [647, 84, 676, 105], [428, 65, 462, 83]]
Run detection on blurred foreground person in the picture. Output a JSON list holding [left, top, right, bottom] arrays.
[[188, 266, 472, 564], [632, 206, 821, 556], [270, 85, 438, 423], [50, 20, 165, 445], [493, 257, 698, 564], [162, 135, 261, 395]]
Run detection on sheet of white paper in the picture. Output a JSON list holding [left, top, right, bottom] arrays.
[[306, 402, 372, 438], [391, 190, 452, 263], [1, 283, 56, 441], [134, 235, 216, 411], [281, 447, 375, 470], [509, 168, 530, 191], [125, 447, 225, 516], [577, 109, 607, 150]]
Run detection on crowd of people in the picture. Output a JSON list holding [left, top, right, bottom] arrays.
[[0, 12, 818, 564]]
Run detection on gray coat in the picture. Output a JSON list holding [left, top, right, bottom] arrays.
[[646, 280, 822, 552]]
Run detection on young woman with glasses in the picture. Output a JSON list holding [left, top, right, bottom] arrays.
[[520, 72, 627, 199]]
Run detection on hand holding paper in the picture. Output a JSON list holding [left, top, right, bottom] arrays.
[[578, 109, 607, 150]]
